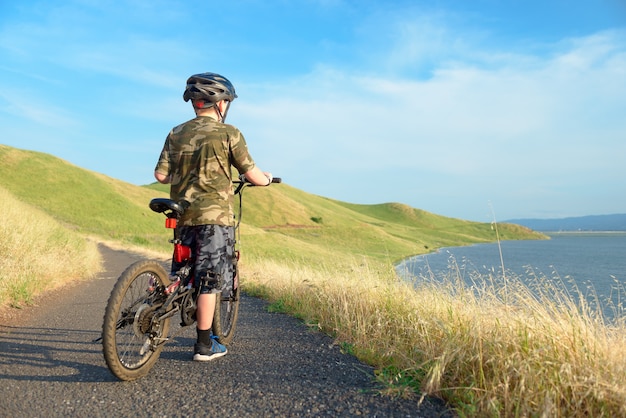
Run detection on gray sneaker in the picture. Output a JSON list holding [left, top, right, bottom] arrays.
[[193, 337, 227, 362]]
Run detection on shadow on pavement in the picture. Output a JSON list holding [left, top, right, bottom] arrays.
[[0, 324, 116, 383]]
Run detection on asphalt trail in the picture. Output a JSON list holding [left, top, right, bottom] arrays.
[[0, 244, 454, 417]]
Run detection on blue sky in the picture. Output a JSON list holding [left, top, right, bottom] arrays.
[[1, 0, 625, 222]]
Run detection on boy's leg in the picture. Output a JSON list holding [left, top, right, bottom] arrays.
[[193, 292, 227, 361], [196, 293, 216, 330], [191, 224, 232, 361]]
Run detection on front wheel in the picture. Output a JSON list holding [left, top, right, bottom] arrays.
[[102, 260, 171, 381], [212, 269, 240, 345]]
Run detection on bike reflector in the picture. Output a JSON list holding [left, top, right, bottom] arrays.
[[174, 243, 191, 263], [165, 218, 177, 229]]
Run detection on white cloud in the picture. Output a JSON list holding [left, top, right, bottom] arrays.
[[0, 88, 79, 128], [235, 28, 626, 219]]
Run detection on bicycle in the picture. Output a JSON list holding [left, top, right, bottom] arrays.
[[101, 177, 281, 381]]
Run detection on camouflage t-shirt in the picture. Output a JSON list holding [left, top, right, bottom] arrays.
[[154, 116, 256, 226]]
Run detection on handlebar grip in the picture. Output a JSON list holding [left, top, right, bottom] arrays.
[[234, 177, 282, 186]]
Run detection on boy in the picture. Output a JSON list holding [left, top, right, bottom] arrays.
[[155, 72, 272, 361]]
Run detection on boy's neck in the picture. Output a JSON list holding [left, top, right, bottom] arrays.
[[196, 108, 219, 120]]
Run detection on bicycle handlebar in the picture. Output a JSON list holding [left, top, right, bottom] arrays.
[[150, 177, 282, 217], [233, 177, 281, 195], [235, 177, 282, 185]]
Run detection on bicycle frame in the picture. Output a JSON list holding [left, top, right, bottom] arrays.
[[147, 178, 280, 333]]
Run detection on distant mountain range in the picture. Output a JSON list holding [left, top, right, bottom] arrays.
[[505, 214, 626, 232]]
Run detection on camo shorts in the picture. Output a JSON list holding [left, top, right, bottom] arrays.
[[171, 224, 235, 295]]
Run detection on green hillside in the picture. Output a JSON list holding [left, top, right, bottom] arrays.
[[0, 144, 545, 263], [0, 145, 170, 247]]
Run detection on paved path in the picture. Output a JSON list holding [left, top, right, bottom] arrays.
[[0, 244, 454, 417]]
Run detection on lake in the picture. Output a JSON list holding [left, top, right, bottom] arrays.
[[396, 232, 626, 320]]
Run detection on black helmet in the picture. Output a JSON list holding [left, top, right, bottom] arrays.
[[183, 72, 237, 106]]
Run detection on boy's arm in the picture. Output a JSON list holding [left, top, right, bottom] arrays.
[[154, 171, 171, 184], [242, 166, 272, 186]]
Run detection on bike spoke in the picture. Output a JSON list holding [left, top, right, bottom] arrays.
[[109, 270, 167, 370]]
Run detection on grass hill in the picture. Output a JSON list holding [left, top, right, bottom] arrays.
[[0, 183, 100, 308], [0, 144, 543, 266], [4, 144, 624, 416]]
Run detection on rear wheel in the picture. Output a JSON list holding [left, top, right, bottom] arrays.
[[102, 260, 170, 381]]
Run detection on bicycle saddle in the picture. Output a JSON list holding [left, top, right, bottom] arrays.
[[149, 198, 186, 216]]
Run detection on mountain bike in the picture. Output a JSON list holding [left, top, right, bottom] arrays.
[[101, 177, 281, 381]]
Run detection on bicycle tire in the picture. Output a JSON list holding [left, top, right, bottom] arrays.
[[212, 269, 240, 345], [102, 260, 171, 381]]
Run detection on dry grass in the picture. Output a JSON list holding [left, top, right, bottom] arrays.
[[0, 187, 102, 309], [241, 256, 626, 417]]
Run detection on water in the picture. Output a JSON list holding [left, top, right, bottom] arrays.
[[396, 232, 626, 320]]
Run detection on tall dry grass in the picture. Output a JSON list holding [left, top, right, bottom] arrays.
[[0, 187, 102, 308], [241, 256, 626, 416]]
